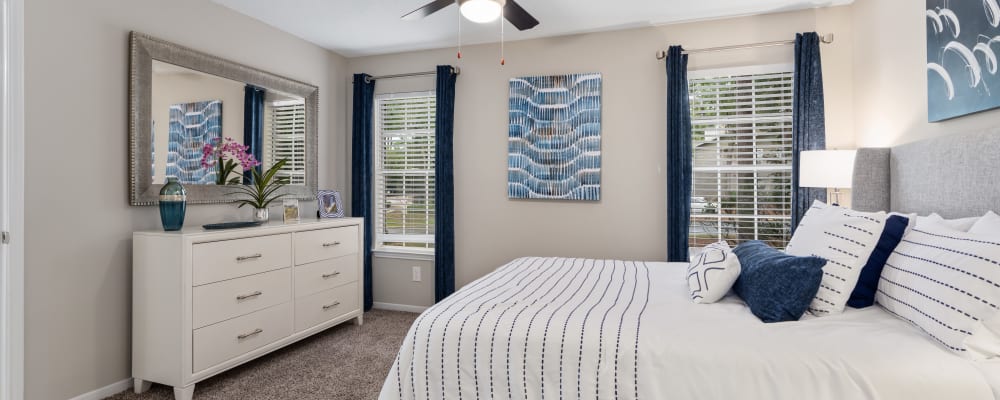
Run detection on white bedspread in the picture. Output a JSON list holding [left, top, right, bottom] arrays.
[[380, 257, 996, 400]]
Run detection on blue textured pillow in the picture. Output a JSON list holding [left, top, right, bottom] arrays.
[[732, 241, 826, 323], [847, 214, 910, 308]]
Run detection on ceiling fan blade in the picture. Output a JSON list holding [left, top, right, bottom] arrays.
[[503, 0, 539, 30], [401, 0, 455, 20]]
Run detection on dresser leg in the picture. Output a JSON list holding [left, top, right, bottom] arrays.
[[134, 378, 152, 394], [173, 384, 195, 400], [353, 314, 364, 326]]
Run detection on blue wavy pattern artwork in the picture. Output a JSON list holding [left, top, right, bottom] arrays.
[[167, 100, 222, 184], [508, 73, 601, 200]]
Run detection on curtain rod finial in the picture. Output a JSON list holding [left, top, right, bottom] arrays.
[[821, 33, 834, 44], [656, 50, 667, 60]]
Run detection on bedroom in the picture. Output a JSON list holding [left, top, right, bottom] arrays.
[[2, 0, 1000, 399]]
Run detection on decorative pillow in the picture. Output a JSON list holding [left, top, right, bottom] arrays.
[[732, 241, 826, 323], [847, 214, 910, 308], [969, 211, 1000, 236], [786, 200, 887, 316], [687, 241, 741, 304], [916, 213, 980, 231], [877, 223, 1000, 359]]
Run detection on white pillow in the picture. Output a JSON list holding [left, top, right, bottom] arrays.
[[877, 223, 1000, 359], [687, 241, 741, 304], [969, 211, 1000, 236], [786, 200, 886, 316], [916, 213, 980, 231]]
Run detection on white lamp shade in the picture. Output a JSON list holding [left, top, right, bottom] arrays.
[[460, 0, 502, 23], [799, 150, 857, 189]]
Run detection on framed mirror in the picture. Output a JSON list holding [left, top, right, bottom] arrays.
[[129, 32, 318, 205]]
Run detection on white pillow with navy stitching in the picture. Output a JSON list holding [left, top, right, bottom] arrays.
[[877, 222, 1000, 359], [687, 241, 741, 304], [785, 200, 886, 316]]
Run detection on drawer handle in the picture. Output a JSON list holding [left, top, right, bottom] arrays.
[[236, 291, 263, 301], [322, 241, 342, 247], [322, 301, 341, 310], [236, 253, 263, 262], [237, 328, 263, 340], [322, 271, 341, 279]]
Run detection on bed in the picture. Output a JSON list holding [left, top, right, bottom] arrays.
[[380, 129, 1000, 400]]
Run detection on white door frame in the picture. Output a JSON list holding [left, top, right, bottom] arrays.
[[0, 0, 24, 398]]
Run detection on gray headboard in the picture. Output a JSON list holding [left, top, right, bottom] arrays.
[[852, 128, 1000, 218]]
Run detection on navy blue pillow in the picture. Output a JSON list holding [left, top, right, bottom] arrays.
[[732, 241, 826, 323], [847, 214, 910, 308]]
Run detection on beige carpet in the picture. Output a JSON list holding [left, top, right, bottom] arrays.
[[106, 309, 418, 400]]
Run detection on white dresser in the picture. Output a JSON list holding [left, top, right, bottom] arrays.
[[132, 218, 364, 400]]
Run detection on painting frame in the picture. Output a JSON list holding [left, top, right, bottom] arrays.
[[317, 190, 345, 218], [926, 0, 1000, 121], [507, 72, 603, 201]]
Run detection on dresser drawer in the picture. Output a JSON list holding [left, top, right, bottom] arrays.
[[193, 269, 292, 329], [293, 226, 358, 265], [294, 255, 359, 298], [193, 234, 292, 286], [192, 302, 293, 373], [295, 284, 359, 332]]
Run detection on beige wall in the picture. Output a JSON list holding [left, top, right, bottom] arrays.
[[349, 6, 855, 307], [851, 0, 1000, 147], [23, 0, 348, 398]]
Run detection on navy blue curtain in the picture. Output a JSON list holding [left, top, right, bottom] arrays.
[[435, 65, 457, 303], [791, 32, 828, 231], [352, 74, 376, 311], [243, 85, 265, 184], [666, 46, 693, 262]]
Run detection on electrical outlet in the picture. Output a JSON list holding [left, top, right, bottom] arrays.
[[412, 266, 421, 282]]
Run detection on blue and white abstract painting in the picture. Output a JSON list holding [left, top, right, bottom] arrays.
[[508, 73, 601, 200], [166, 100, 222, 184], [927, 0, 1000, 121]]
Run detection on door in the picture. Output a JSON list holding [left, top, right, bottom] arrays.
[[0, 0, 24, 399]]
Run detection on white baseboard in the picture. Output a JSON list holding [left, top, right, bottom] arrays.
[[67, 378, 132, 400], [373, 302, 428, 313]]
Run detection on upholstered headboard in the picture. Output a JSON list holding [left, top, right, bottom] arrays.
[[851, 128, 1000, 218]]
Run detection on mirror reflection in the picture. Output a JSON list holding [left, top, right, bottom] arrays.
[[150, 60, 306, 186]]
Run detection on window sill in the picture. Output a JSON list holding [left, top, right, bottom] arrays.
[[373, 248, 435, 261]]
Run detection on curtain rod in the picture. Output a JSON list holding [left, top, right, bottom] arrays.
[[655, 33, 834, 60], [360, 67, 461, 83]]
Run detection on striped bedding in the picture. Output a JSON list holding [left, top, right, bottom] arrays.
[[380, 257, 998, 400]]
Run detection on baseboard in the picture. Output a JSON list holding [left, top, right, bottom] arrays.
[[373, 302, 428, 313], [67, 378, 132, 400]]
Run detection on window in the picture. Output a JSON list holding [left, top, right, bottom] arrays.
[[264, 99, 306, 185], [374, 92, 436, 252], [688, 65, 795, 250]]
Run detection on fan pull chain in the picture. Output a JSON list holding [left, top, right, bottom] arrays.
[[457, 7, 462, 59], [500, 5, 505, 65]]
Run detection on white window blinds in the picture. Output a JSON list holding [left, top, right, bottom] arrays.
[[688, 65, 795, 250], [374, 92, 437, 251], [264, 99, 306, 185]]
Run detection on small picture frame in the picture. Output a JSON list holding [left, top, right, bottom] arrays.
[[317, 190, 345, 218], [283, 199, 300, 222]]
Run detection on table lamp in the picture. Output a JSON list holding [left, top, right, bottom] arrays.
[[799, 150, 857, 206]]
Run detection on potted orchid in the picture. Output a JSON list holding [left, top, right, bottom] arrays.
[[200, 137, 261, 185], [201, 137, 290, 222]]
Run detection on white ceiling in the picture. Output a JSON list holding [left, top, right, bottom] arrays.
[[212, 0, 853, 57]]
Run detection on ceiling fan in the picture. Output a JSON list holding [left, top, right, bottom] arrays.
[[402, 0, 540, 31]]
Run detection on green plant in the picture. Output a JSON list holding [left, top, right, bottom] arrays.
[[228, 159, 290, 209]]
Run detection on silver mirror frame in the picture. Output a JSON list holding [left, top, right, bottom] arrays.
[[129, 31, 319, 206]]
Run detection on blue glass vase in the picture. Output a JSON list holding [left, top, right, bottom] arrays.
[[159, 177, 187, 231]]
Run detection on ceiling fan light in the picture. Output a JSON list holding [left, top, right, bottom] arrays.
[[460, 0, 502, 23]]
